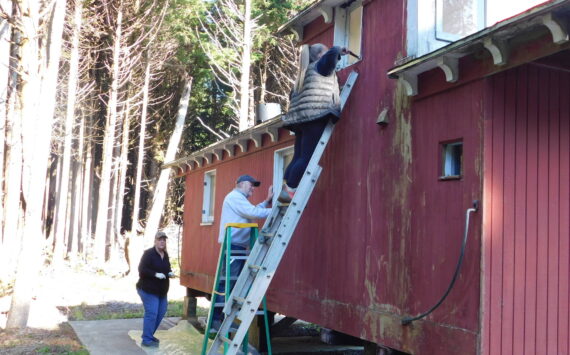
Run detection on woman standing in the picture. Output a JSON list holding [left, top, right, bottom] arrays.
[[136, 231, 174, 347], [278, 44, 348, 203]]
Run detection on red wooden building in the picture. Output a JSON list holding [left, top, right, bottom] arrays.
[[166, 0, 570, 353]]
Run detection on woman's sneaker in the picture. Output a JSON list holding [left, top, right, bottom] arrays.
[[142, 341, 159, 348], [277, 184, 295, 203]]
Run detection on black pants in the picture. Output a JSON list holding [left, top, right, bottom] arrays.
[[284, 118, 329, 188]]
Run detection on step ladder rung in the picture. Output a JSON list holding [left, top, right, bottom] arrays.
[[219, 276, 238, 281], [229, 250, 249, 255], [230, 256, 248, 260]]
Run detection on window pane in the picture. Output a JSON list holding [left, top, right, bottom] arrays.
[[208, 174, 216, 217], [442, 142, 463, 177], [348, 5, 362, 65], [437, 0, 483, 41], [283, 152, 294, 174]]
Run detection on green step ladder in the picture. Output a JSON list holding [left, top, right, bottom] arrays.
[[201, 223, 272, 355]]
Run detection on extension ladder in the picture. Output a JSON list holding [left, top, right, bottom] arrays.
[[201, 223, 272, 355], [207, 71, 358, 355]]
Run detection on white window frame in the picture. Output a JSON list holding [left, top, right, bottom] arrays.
[[407, 0, 485, 58], [333, 0, 363, 69], [273, 146, 294, 205], [201, 169, 216, 224]]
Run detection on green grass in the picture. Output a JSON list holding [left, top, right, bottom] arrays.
[[68, 300, 209, 321], [37, 345, 89, 354]]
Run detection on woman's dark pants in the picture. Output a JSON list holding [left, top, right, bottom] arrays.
[[284, 118, 329, 188]]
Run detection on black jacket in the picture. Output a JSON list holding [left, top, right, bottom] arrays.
[[136, 247, 172, 296]]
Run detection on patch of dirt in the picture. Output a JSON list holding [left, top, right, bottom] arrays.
[[0, 323, 87, 354]]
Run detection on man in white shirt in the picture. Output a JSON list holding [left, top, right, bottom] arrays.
[[212, 174, 273, 330]]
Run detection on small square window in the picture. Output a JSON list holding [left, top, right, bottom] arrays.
[[202, 170, 216, 223], [441, 141, 463, 179]]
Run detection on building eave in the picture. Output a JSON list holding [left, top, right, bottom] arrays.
[[163, 116, 284, 174], [387, 0, 570, 96], [277, 0, 350, 41]]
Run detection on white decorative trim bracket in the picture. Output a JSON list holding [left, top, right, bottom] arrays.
[[437, 56, 459, 83], [540, 13, 569, 44], [399, 73, 418, 96], [483, 37, 509, 66]]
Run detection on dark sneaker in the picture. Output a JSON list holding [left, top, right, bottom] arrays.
[[210, 319, 222, 333], [152, 336, 160, 343], [141, 341, 159, 348]]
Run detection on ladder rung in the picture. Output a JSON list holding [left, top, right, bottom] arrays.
[[234, 296, 246, 305], [260, 231, 275, 238], [214, 302, 226, 307], [248, 264, 265, 271], [258, 235, 271, 244], [220, 335, 232, 344]]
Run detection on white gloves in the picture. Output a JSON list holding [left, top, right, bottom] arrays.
[[168, 272, 176, 278], [155, 273, 166, 279]]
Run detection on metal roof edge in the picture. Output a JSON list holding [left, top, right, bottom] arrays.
[[163, 116, 284, 171]]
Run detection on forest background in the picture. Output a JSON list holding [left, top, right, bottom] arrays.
[[0, 0, 310, 329]]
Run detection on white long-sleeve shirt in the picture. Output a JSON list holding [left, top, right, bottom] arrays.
[[218, 189, 271, 247]]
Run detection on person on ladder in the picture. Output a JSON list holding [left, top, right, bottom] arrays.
[[211, 174, 273, 331], [278, 44, 349, 203]]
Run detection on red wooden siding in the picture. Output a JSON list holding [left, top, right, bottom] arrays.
[[482, 63, 570, 355], [180, 0, 486, 353]]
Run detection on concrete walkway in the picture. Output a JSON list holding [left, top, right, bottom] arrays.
[[70, 317, 180, 355]]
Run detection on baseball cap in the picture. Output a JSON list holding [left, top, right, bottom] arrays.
[[236, 174, 261, 187], [155, 231, 168, 239]]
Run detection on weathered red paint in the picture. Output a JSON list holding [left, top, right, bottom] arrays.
[[481, 62, 570, 355], [178, 1, 570, 354]]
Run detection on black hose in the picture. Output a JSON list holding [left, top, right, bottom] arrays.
[[401, 200, 479, 326]]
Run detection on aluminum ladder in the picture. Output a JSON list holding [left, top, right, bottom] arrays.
[[206, 71, 358, 355]]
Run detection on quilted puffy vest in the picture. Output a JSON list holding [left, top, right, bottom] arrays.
[[282, 62, 340, 126]]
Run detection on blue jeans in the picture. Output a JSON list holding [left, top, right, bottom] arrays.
[[137, 288, 168, 344], [213, 245, 246, 322]]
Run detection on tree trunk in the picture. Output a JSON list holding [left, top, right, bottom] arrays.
[[143, 78, 192, 243], [7, 0, 66, 328], [53, 0, 82, 264], [238, 0, 252, 131], [0, 0, 12, 248], [68, 110, 85, 258], [115, 101, 130, 245], [131, 58, 151, 234], [81, 112, 93, 259], [1, 28, 22, 282], [94, 3, 123, 264]]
